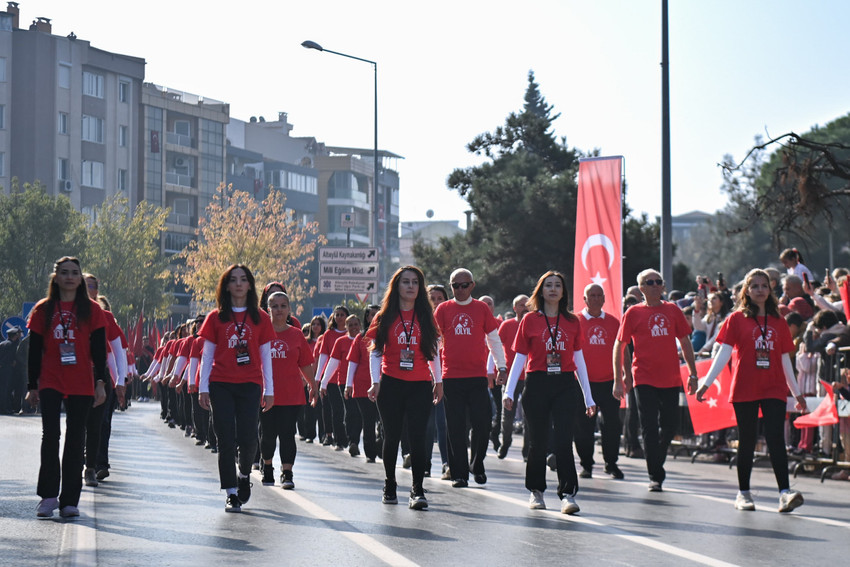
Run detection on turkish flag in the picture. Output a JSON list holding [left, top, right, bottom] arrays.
[[573, 157, 623, 315], [839, 279, 850, 324], [132, 310, 144, 356], [682, 359, 738, 435], [793, 380, 839, 428]]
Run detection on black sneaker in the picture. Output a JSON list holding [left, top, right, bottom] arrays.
[[409, 485, 428, 510], [579, 467, 592, 479], [605, 463, 625, 480], [349, 442, 360, 457], [225, 493, 242, 513], [281, 470, 295, 490], [497, 445, 509, 459], [451, 478, 468, 488], [473, 473, 487, 485], [382, 479, 398, 504], [262, 464, 275, 486], [96, 468, 110, 481], [237, 476, 252, 504]]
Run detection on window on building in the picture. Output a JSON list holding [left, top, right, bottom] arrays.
[[82, 160, 104, 188], [81, 115, 104, 143], [0, 57, 6, 81], [118, 80, 130, 103], [174, 120, 191, 136], [0, 152, 5, 177], [82, 71, 104, 98], [58, 158, 69, 180], [0, 105, 4, 129], [119, 125, 128, 147], [118, 169, 127, 191], [58, 63, 71, 89], [58, 112, 68, 134]]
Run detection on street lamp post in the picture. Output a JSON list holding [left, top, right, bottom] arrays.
[[302, 40, 382, 289]]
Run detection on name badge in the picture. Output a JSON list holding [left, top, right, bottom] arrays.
[[235, 340, 251, 366], [399, 348, 414, 370], [546, 352, 561, 374], [59, 342, 77, 365], [755, 347, 770, 369]]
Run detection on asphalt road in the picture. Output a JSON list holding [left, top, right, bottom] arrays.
[[1, 401, 848, 566]]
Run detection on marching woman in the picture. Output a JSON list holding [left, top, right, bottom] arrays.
[[367, 266, 442, 510], [299, 316, 327, 443], [319, 314, 362, 456], [346, 314, 381, 463], [198, 264, 276, 512], [27, 257, 108, 518], [503, 271, 596, 515], [315, 306, 350, 449], [695, 268, 808, 513], [261, 291, 317, 488]]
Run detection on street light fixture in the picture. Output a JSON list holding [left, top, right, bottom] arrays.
[[301, 40, 382, 285]]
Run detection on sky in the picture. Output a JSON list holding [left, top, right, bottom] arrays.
[[20, 0, 850, 229]]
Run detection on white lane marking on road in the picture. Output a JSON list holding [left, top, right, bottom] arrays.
[[255, 472, 419, 567], [60, 487, 98, 567]]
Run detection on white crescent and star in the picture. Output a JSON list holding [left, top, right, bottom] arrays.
[[581, 234, 616, 269]]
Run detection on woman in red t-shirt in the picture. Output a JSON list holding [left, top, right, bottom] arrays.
[[260, 291, 316, 489], [26, 257, 109, 519], [503, 270, 596, 515], [367, 266, 442, 510], [320, 314, 362, 456], [696, 268, 808, 513], [197, 264, 275, 513], [316, 306, 350, 449], [299, 316, 327, 443], [346, 316, 380, 462]]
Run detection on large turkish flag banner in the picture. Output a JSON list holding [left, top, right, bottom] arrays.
[[682, 359, 739, 435], [573, 157, 623, 315], [794, 380, 839, 428]]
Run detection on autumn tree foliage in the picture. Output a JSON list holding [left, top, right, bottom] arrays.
[[179, 184, 324, 316]]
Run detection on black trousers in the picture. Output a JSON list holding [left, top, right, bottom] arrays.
[[192, 392, 210, 443], [502, 380, 528, 456], [574, 379, 622, 469], [733, 398, 789, 492], [260, 404, 300, 465], [38, 389, 92, 507], [96, 385, 117, 470], [634, 384, 680, 484], [85, 383, 111, 469], [522, 371, 579, 498], [376, 375, 432, 487], [443, 376, 491, 480], [356, 397, 380, 460], [209, 381, 261, 489], [325, 383, 348, 448], [344, 392, 362, 446]]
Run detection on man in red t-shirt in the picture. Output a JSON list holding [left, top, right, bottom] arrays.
[[613, 269, 698, 492], [575, 284, 624, 480], [433, 268, 507, 487]]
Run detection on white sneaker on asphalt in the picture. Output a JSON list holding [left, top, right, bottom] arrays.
[[734, 491, 755, 511], [560, 495, 580, 515], [36, 497, 59, 518], [528, 490, 546, 510], [778, 490, 804, 513]]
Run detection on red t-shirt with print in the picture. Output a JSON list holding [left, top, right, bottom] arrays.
[[715, 310, 795, 403], [578, 311, 621, 383], [498, 317, 525, 381], [617, 301, 691, 388], [27, 298, 107, 396], [512, 311, 582, 373], [346, 334, 373, 398], [329, 334, 356, 386], [198, 309, 275, 385], [433, 299, 499, 379], [270, 325, 314, 405], [366, 311, 432, 382]]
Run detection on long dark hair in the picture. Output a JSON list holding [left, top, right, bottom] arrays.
[[309, 315, 327, 339], [44, 256, 91, 329], [738, 268, 781, 319], [215, 264, 260, 324], [329, 305, 350, 331], [372, 266, 439, 360], [259, 281, 287, 311], [527, 270, 577, 322]]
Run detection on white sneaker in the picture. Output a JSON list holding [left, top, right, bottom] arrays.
[[734, 491, 755, 511], [528, 490, 546, 510], [778, 490, 804, 513], [560, 495, 580, 515], [36, 497, 59, 518]]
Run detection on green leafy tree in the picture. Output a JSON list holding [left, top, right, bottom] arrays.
[[81, 194, 173, 324], [0, 180, 86, 317], [179, 184, 325, 317]]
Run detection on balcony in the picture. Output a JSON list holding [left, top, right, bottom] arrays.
[[167, 212, 197, 227], [166, 132, 195, 148], [166, 172, 195, 187]]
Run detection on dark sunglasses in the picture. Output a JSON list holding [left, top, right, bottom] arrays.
[[642, 279, 664, 286], [451, 282, 472, 290]]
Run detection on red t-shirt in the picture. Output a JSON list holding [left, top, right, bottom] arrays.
[[153, 345, 165, 362], [579, 310, 621, 383], [434, 299, 499, 379], [270, 325, 314, 405], [715, 311, 795, 403], [27, 298, 107, 396], [512, 311, 582, 373], [198, 308, 275, 385], [329, 334, 356, 386], [189, 335, 204, 389], [498, 317, 524, 381], [366, 311, 433, 382], [317, 328, 346, 376], [617, 301, 691, 388], [346, 335, 372, 398]]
